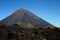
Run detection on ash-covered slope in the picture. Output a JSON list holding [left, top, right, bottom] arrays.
[[0, 8, 54, 28]]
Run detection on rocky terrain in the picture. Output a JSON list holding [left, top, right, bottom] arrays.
[[0, 24, 60, 40]]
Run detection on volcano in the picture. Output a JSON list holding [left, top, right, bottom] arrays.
[[0, 8, 55, 28]]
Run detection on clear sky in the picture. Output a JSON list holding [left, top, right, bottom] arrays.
[[0, 0, 60, 27]]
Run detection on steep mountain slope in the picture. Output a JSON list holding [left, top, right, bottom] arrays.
[[0, 8, 55, 28]]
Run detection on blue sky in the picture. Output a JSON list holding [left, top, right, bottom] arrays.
[[0, 0, 60, 27]]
